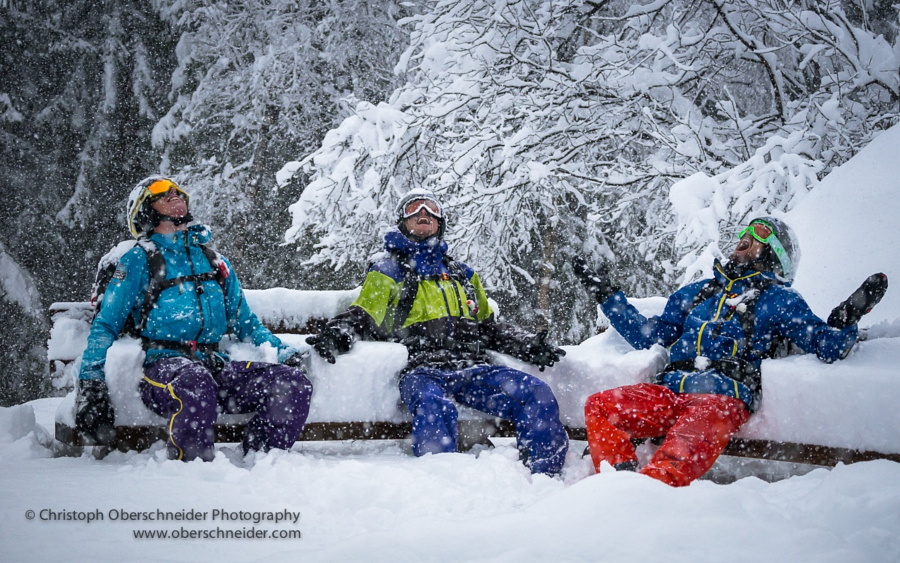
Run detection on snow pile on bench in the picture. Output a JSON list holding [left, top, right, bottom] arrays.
[[53, 292, 900, 456], [242, 287, 359, 331]]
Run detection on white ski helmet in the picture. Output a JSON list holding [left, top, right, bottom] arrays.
[[743, 216, 801, 281], [395, 188, 447, 238], [126, 175, 190, 238]]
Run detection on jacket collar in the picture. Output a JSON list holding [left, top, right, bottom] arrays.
[[383, 229, 448, 278], [148, 224, 212, 250], [712, 259, 786, 288]]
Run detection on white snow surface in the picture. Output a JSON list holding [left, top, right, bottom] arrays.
[[788, 124, 900, 326], [242, 288, 359, 330], [3, 397, 900, 561]]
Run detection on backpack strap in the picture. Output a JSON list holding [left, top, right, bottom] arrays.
[[684, 275, 775, 348], [445, 256, 478, 316], [135, 240, 228, 334], [388, 251, 480, 339], [199, 243, 229, 289], [136, 240, 166, 333], [391, 256, 419, 339], [729, 277, 775, 350], [689, 278, 721, 310]]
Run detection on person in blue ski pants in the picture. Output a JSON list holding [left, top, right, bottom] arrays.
[[306, 189, 569, 475]]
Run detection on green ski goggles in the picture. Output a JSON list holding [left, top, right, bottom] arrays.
[[739, 219, 793, 279]]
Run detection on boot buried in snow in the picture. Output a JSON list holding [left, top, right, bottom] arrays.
[[75, 379, 117, 447], [828, 273, 888, 329]]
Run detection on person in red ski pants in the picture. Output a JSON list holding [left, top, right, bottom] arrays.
[[573, 217, 887, 486], [584, 384, 748, 486]]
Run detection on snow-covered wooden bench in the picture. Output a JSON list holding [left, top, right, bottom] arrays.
[[51, 292, 900, 467]]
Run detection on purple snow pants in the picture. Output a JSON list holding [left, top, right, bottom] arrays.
[[140, 357, 312, 461]]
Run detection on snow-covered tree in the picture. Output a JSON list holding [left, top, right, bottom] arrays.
[[153, 0, 412, 287], [0, 0, 177, 300], [282, 0, 899, 340], [0, 241, 49, 406]]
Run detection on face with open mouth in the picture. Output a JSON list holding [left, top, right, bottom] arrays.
[[150, 187, 188, 219], [402, 199, 441, 241], [730, 232, 765, 265]]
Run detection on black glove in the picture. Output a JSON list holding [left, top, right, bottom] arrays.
[[305, 321, 353, 364], [521, 329, 566, 372], [827, 273, 888, 329], [572, 256, 620, 304], [75, 379, 116, 447], [282, 351, 309, 369]]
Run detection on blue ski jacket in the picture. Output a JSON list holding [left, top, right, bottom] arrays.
[[600, 260, 858, 410], [79, 225, 296, 381]]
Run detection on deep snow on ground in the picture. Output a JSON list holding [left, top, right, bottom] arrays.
[[1, 399, 899, 562]]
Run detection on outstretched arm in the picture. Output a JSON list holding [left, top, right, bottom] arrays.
[[572, 255, 687, 350], [77, 247, 148, 445], [222, 257, 296, 361], [473, 272, 565, 370], [769, 288, 858, 363], [307, 268, 399, 363], [80, 248, 148, 381], [600, 288, 693, 351]]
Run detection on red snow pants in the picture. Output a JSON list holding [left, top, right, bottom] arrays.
[[584, 383, 750, 487]]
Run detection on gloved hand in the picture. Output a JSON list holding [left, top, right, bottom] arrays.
[[282, 351, 309, 370], [572, 255, 620, 304], [75, 379, 116, 447], [521, 329, 566, 372], [305, 321, 353, 364], [827, 273, 888, 329]]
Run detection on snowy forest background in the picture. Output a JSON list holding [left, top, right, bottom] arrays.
[[1, 0, 898, 407]]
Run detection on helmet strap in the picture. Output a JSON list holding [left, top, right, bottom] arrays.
[[146, 208, 193, 232], [162, 212, 193, 226]]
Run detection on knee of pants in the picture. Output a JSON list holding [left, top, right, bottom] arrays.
[[265, 372, 313, 424], [527, 379, 560, 410], [173, 372, 219, 421], [399, 372, 445, 410], [585, 390, 615, 419], [415, 393, 458, 422], [275, 369, 313, 402]]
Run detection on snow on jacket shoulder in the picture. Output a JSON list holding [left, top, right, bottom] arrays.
[[78, 225, 290, 381], [600, 261, 858, 370]]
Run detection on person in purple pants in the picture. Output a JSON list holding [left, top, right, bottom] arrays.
[[76, 176, 312, 460]]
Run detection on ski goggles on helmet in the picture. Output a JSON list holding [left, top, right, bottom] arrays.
[[401, 199, 442, 219], [739, 219, 793, 279], [739, 220, 774, 243]]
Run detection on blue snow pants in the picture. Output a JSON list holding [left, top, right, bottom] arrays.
[[140, 357, 313, 461], [399, 364, 569, 475]]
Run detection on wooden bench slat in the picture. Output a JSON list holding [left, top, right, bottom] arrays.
[[55, 422, 900, 466]]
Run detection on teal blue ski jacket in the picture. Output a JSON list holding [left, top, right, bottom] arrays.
[[79, 225, 295, 381]]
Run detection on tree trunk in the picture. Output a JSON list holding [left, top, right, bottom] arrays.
[[535, 221, 556, 331]]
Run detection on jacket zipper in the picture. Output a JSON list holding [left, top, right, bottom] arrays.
[[436, 279, 454, 338]]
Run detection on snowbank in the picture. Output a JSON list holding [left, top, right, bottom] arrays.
[[788, 124, 900, 327], [243, 288, 359, 330]]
